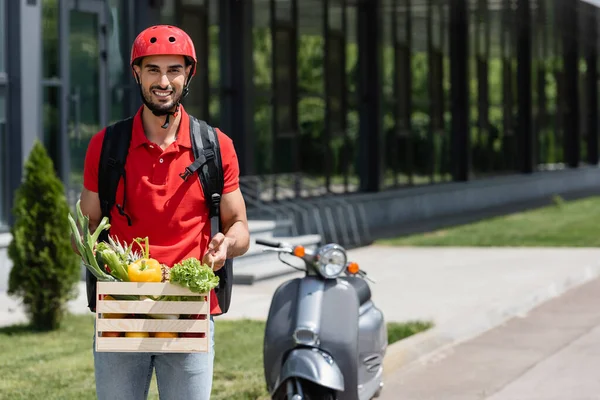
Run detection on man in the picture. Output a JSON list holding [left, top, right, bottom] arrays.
[[78, 25, 250, 400]]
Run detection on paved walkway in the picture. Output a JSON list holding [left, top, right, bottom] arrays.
[[378, 275, 600, 400]]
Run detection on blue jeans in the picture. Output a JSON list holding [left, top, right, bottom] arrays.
[[92, 317, 215, 400]]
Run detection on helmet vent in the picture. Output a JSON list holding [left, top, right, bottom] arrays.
[[150, 37, 157, 43], [169, 36, 176, 42]]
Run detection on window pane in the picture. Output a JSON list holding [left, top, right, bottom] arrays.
[[69, 9, 100, 192], [208, 0, 220, 126], [0, 88, 6, 228], [431, 1, 450, 183], [254, 0, 273, 175], [276, 0, 293, 22], [328, 35, 344, 136], [298, 0, 326, 189], [411, 0, 431, 185], [183, 0, 206, 5], [327, 33, 346, 193], [43, 85, 60, 172], [178, 2, 209, 119], [346, 4, 359, 192], [42, 0, 59, 78], [108, 0, 126, 123], [275, 27, 294, 138], [0, 0, 4, 73], [160, 0, 176, 23], [382, 4, 395, 189], [328, 1, 343, 31], [396, 0, 408, 44]]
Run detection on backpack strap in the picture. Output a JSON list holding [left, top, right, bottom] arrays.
[[187, 116, 233, 315], [98, 117, 134, 233], [187, 115, 224, 227], [87, 117, 133, 312]]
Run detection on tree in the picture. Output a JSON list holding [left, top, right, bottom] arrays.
[[8, 140, 80, 331]]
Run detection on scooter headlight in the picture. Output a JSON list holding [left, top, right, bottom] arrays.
[[316, 244, 347, 279]]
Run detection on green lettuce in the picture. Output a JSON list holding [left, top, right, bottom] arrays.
[[169, 257, 220, 295]]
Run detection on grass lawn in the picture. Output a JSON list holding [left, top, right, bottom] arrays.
[[0, 314, 431, 400], [378, 196, 600, 247]]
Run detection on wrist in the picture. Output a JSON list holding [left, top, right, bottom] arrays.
[[223, 236, 236, 258]]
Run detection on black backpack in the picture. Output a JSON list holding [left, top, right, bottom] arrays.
[[85, 115, 233, 316]]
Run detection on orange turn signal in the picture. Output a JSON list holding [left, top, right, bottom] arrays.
[[347, 262, 360, 274], [293, 246, 306, 257]]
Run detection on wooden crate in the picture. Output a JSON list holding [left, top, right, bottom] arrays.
[[95, 282, 210, 353]]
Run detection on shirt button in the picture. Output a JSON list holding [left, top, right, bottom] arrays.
[[149, 145, 154, 149], [159, 158, 164, 163]]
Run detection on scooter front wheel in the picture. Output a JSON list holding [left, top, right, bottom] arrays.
[[275, 378, 337, 400]]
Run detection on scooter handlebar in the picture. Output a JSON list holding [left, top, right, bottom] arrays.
[[255, 238, 284, 248]]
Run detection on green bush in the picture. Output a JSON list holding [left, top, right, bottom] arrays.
[[7, 140, 80, 331]]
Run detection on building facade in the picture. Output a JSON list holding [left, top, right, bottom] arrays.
[[1, 0, 600, 232]]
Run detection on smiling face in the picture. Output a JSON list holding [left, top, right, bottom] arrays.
[[133, 55, 192, 114]]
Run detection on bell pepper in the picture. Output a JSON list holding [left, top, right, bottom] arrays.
[[125, 332, 150, 338], [153, 332, 179, 338], [127, 237, 163, 282], [128, 259, 163, 282]]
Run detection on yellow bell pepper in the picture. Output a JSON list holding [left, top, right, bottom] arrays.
[[153, 332, 179, 338], [127, 237, 162, 282], [125, 332, 150, 338], [128, 259, 162, 282]]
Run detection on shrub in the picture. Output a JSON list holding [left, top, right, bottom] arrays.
[[7, 140, 80, 331]]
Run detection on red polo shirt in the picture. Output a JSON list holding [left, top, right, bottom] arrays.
[[83, 105, 240, 315]]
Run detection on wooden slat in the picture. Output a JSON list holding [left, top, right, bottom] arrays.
[[95, 281, 211, 353], [97, 300, 209, 315], [96, 318, 208, 333], [97, 282, 208, 296], [95, 337, 209, 353]]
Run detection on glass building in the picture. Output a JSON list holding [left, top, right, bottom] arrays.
[[1, 0, 600, 230]]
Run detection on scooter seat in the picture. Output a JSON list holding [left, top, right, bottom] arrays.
[[340, 276, 371, 306]]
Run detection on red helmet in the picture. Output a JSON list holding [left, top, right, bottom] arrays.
[[130, 25, 197, 76]]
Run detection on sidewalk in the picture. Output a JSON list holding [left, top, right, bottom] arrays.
[[378, 272, 600, 400], [2, 245, 600, 374]]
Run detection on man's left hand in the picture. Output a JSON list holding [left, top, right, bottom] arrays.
[[203, 233, 229, 271]]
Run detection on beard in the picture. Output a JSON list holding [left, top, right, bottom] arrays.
[[141, 84, 183, 115]]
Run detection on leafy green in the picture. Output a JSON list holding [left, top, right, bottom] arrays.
[[67, 200, 116, 282], [169, 257, 220, 294], [95, 242, 129, 282]]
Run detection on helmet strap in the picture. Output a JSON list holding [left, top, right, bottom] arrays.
[[182, 73, 193, 98], [157, 106, 179, 129]]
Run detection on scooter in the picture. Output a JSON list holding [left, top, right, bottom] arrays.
[[257, 238, 388, 400]]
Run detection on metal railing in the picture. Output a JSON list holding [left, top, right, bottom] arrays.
[[240, 173, 372, 248]]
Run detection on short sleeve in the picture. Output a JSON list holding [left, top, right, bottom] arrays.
[[82, 129, 106, 193], [216, 128, 240, 194]]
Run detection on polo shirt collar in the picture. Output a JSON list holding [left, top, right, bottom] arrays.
[[130, 105, 192, 149]]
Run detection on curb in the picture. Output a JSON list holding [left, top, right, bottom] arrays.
[[382, 261, 600, 377]]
